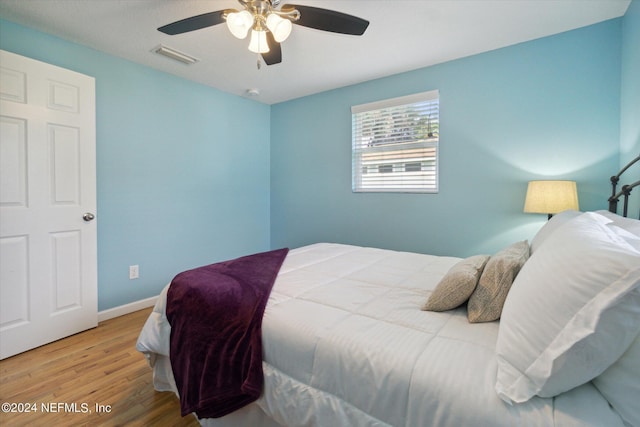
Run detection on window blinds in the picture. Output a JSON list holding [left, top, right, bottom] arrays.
[[351, 90, 439, 193]]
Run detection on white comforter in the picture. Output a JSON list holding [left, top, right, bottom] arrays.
[[137, 243, 624, 427]]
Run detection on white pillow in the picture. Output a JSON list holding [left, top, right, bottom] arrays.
[[529, 209, 581, 254], [593, 318, 640, 427], [595, 209, 640, 237], [495, 212, 640, 404]]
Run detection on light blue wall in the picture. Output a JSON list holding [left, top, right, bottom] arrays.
[[620, 0, 640, 217], [271, 19, 623, 257], [1, 9, 634, 311], [0, 19, 272, 311]]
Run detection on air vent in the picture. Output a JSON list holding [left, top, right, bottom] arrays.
[[152, 45, 199, 65]]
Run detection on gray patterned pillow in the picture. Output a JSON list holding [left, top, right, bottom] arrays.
[[422, 255, 490, 312], [467, 240, 529, 323]]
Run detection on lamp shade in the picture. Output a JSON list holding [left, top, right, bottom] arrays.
[[266, 13, 292, 42], [226, 10, 254, 39], [248, 30, 270, 53], [524, 180, 579, 215]]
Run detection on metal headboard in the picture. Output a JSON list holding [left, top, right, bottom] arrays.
[[608, 154, 640, 218]]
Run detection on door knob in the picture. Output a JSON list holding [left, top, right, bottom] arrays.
[[83, 212, 95, 222]]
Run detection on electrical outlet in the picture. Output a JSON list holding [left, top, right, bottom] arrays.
[[129, 265, 139, 280]]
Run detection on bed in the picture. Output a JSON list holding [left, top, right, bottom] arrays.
[[136, 162, 640, 427]]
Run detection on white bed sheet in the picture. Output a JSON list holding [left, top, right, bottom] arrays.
[[137, 243, 625, 427]]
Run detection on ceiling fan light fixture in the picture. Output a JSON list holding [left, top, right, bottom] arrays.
[[158, 2, 369, 66], [226, 10, 254, 39], [266, 13, 292, 43], [248, 29, 270, 53]]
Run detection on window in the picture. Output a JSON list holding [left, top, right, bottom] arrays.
[[351, 90, 439, 193]]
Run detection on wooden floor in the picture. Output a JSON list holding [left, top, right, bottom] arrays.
[[0, 308, 199, 427]]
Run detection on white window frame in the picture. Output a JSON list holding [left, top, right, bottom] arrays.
[[351, 90, 439, 193]]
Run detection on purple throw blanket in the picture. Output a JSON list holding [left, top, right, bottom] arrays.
[[166, 248, 289, 418]]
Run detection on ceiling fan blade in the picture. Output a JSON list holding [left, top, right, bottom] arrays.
[[158, 10, 226, 35], [283, 4, 369, 35], [262, 32, 282, 65]]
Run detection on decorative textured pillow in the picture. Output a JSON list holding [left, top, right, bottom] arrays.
[[467, 241, 529, 323], [422, 255, 490, 312], [529, 209, 581, 253], [495, 212, 640, 404]]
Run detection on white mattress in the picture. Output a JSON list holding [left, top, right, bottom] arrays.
[[137, 243, 625, 427]]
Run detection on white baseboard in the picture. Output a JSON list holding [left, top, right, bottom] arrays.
[[98, 295, 158, 322]]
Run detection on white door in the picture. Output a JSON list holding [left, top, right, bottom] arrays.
[[0, 50, 97, 359]]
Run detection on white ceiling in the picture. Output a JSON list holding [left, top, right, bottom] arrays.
[[0, 0, 631, 104]]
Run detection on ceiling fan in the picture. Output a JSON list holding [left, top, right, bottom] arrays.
[[158, 0, 369, 66]]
